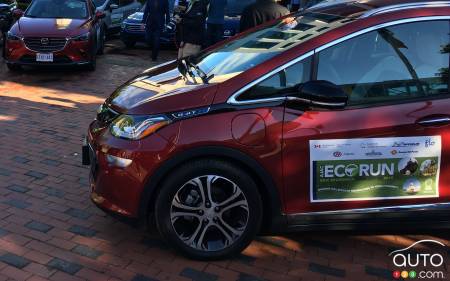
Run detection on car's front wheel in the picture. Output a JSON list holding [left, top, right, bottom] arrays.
[[155, 160, 262, 260], [97, 25, 106, 55]]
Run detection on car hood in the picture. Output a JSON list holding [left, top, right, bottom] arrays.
[[106, 63, 218, 115], [16, 17, 89, 37], [126, 11, 143, 22]]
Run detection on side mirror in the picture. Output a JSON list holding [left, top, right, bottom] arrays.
[[110, 3, 119, 10], [12, 9, 24, 20], [95, 11, 106, 19], [287, 80, 348, 108]]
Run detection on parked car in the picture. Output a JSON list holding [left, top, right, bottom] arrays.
[[120, 0, 255, 48], [94, 0, 141, 35], [83, 0, 450, 259], [0, 0, 15, 45], [120, 4, 176, 48], [4, 0, 106, 71]]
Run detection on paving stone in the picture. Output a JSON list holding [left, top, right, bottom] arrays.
[[365, 265, 393, 280], [65, 208, 91, 220], [72, 245, 102, 259], [6, 184, 30, 193], [141, 237, 168, 250], [25, 171, 48, 180], [12, 156, 30, 164], [0, 228, 8, 237], [303, 238, 338, 251], [308, 263, 345, 278], [236, 254, 257, 265], [0, 253, 31, 269], [4, 199, 31, 209], [25, 221, 53, 233], [237, 273, 266, 281], [68, 225, 97, 237], [131, 274, 159, 281], [39, 129, 57, 135], [47, 258, 82, 275], [180, 268, 218, 281], [43, 188, 65, 198], [40, 159, 62, 167], [0, 168, 11, 176]]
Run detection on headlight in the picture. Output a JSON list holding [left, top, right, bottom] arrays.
[[110, 115, 171, 140], [6, 31, 21, 41], [72, 32, 90, 42]]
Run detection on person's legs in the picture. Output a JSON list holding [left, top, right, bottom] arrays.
[[151, 28, 161, 61], [212, 24, 223, 46]]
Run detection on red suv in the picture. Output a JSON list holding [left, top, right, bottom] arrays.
[[4, 0, 105, 71], [84, 0, 450, 259]]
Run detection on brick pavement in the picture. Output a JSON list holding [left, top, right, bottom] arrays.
[[0, 40, 449, 281]]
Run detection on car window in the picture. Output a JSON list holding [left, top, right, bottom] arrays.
[[317, 20, 450, 106], [236, 57, 312, 101], [26, 0, 88, 18], [193, 12, 349, 83]]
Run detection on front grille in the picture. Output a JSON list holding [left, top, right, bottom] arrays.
[[125, 24, 144, 33], [23, 37, 68, 53]]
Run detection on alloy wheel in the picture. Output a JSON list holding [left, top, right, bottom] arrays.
[[170, 175, 249, 252]]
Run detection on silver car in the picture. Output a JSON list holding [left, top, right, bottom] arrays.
[[94, 0, 141, 34]]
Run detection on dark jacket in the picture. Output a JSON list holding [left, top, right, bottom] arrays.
[[143, 0, 170, 31], [239, 0, 290, 32], [207, 0, 227, 25], [180, 0, 209, 45]]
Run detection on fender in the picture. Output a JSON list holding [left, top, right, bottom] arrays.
[[138, 145, 287, 232]]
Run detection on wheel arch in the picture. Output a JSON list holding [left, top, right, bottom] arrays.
[[138, 146, 287, 233]]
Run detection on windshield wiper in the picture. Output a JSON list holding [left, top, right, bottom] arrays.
[[185, 57, 213, 84]]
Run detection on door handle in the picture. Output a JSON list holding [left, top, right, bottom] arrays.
[[417, 116, 450, 127]]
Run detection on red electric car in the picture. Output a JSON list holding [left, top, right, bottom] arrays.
[[84, 0, 450, 259], [4, 0, 105, 71]]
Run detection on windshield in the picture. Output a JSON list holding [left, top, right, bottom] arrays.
[[225, 0, 255, 16], [93, 0, 106, 7], [189, 12, 350, 83], [26, 0, 88, 18]]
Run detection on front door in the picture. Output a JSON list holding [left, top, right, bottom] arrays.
[[283, 19, 450, 216]]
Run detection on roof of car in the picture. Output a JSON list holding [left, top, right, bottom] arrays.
[[309, 0, 450, 18]]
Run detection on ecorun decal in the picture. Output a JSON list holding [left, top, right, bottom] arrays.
[[309, 136, 441, 202]]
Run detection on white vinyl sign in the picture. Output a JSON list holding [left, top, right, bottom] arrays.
[[309, 136, 441, 202]]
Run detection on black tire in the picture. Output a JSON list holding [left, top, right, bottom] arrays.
[[154, 159, 262, 260], [86, 55, 96, 71], [124, 40, 136, 48], [97, 25, 106, 55], [6, 63, 21, 71]]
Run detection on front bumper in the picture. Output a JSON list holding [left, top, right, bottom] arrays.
[[4, 38, 93, 66], [83, 121, 170, 219]]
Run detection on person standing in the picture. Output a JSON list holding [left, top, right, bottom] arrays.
[[239, 0, 290, 32], [142, 0, 170, 61], [206, 0, 227, 46], [176, 0, 209, 59]]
